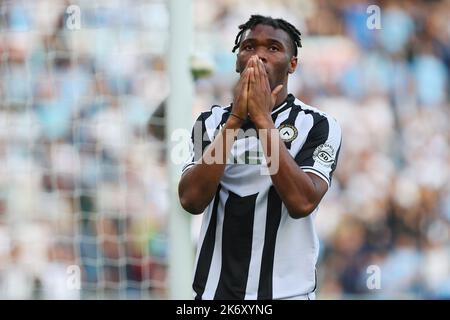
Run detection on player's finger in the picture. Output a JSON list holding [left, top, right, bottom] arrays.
[[259, 58, 267, 78], [258, 60, 270, 89], [257, 58, 268, 90], [236, 63, 251, 91], [242, 67, 250, 102], [243, 66, 251, 87], [242, 67, 252, 92], [249, 64, 256, 86], [235, 68, 250, 116], [246, 57, 253, 68], [253, 57, 261, 87]]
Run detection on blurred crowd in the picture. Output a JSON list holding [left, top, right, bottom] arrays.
[[0, 0, 449, 299]]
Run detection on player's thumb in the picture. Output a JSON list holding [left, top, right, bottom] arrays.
[[271, 84, 283, 102]]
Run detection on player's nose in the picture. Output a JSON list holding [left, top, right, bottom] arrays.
[[251, 47, 267, 63], [255, 51, 267, 63]]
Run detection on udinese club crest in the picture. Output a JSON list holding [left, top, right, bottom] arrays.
[[278, 124, 298, 142]]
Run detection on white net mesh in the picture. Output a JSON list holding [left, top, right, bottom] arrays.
[[0, 0, 170, 299]]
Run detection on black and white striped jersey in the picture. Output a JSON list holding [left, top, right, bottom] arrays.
[[182, 94, 342, 300]]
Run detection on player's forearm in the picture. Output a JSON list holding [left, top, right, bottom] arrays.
[[271, 146, 321, 218], [178, 118, 242, 214], [255, 116, 320, 218]]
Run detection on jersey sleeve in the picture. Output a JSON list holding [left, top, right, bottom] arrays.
[[294, 116, 342, 187], [181, 112, 212, 174]]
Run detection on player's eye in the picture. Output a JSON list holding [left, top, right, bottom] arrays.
[[243, 45, 254, 51], [269, 46, 280, 52]]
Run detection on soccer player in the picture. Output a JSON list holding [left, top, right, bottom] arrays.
[[178, 15, 342, 300]]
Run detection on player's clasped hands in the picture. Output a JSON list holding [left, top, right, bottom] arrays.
[[231, 58, 252, 122], [248, 55, 272, 118], [232, 55, 283, 124]]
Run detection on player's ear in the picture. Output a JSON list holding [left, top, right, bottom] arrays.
[[288, 56, 298, 74]]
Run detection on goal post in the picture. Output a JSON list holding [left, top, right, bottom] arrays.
[[166, 0, 195, 300]]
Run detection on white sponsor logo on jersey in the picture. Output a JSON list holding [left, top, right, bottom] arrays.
[[313, 143, 335, 167]]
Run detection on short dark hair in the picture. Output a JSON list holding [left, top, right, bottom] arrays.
[[232, 15, 302, 57]]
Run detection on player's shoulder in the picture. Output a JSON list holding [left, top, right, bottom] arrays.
[[292, 96, 340, 127], [194, 104, 232, 130], [292, 97, 329, 118], [197, 104, 231, 119]]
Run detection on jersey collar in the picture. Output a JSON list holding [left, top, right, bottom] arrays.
[[271, 94, 295, 116]]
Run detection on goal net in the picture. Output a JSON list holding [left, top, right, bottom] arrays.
[[0, 0, 171, 299]]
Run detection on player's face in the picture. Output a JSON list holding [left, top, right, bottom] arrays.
[[236, 24, 297, 90]]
